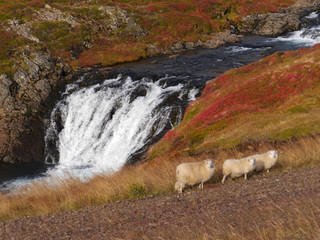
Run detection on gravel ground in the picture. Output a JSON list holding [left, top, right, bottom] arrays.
[[0, 166, 320, 239]]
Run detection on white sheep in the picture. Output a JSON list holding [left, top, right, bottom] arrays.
[[221, 158, 256, 184], [247, 150, 278, 173], [175, 159, 215, 193]]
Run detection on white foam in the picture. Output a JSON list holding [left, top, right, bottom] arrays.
[[305, 12, 318, 19], [188, 88, 199, 101], [274, 25, 320, 46], [271, 12, 320, 47], [226, 46, 253, 53]]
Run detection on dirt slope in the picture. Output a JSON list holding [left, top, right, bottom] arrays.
[[0, 166, 319, 239]]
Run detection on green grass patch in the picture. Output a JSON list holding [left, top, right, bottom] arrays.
[[32, 21, 70, 42], [271, 123, 320, 141], [72, 7, 105, 21], [286, 105, 310, 114], [0, 28, 34, 75], [127, 183, 147, 198]]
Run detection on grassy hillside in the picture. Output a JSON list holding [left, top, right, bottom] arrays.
[[148, 44, 320, 164], [0, 0, 295, 75]]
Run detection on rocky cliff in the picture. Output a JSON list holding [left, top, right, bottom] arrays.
[[0, 49, 71, 164]]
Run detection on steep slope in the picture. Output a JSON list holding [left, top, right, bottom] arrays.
[[148, 43, 320, 163]]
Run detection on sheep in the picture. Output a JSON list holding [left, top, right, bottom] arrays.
[[246, 150, 278, 173], [175, 159, 215, 193], [221, 158, 256, 184]]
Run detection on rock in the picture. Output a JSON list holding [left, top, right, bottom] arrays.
[[7, 20, 40, 43], [98, 6, 145, 38], [0, 47, 71, 164], [238, 2, 320, 36], [34, 79, 51, 102], [184, 42, 196, 50], [293, 0, 320, 7], [0, 133, 9, 150], [145, 30, 240, 57], [203, 30, 241, 48], [170, 41, 184, 53], [34, 7, 80, 27], [2, 155, 15, 164], [238, 12, 301, 36], [0, 75, 13, 107], [146, 44, 161, 56]]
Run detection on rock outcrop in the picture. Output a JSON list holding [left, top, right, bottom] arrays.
[[238, 12, 301, 36], [98, 6, 145, 38], [238, 0, 320, 36], [146, 30, 241, 56], [0, 48, 71, 164]]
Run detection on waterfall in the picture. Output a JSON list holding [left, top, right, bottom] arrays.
[[44, 74, 202, 179]]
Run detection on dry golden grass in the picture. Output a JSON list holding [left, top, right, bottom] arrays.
[[0, 160, 177, 221], [0, 134, 320, 222]]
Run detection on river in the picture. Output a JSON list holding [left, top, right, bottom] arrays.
[[1, 12, 320, 192]]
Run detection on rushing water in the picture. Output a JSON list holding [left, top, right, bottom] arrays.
[[44, 73, 203, 179], [1, 11, 320, 191]]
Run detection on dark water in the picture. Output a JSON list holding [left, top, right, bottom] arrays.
[[113, 35, 309, 81], [1, 11, 320, 189], [0, 163, 48, 190]]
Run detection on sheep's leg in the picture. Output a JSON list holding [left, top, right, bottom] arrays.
[[222, 175, 226, 184], [199, 182, 204, 189], [267, 169, 270, 173], [175, 182, 181, 192], [244, 173, 247, 180], [175, 182, 184, 193], [180, 183, 185, 193]]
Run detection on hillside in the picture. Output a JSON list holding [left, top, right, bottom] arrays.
[[148, 43, 320, 169]]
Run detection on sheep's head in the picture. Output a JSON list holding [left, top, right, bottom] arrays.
[[248, 158, 256, 166], [204, 159, 214, 169], [268, 150, 278, 159]]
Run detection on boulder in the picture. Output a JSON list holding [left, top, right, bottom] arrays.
[[238, 2, 320, 36]]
